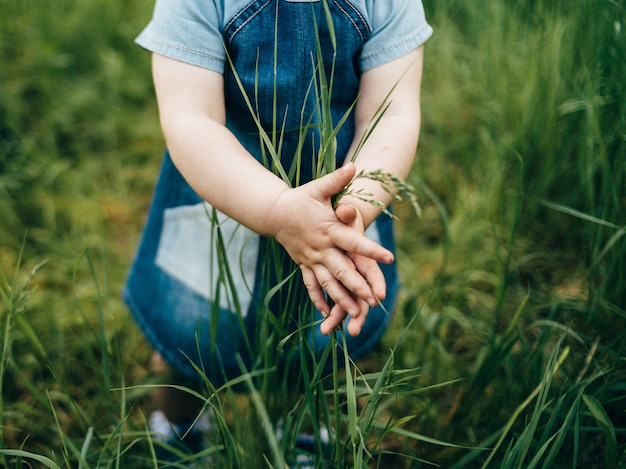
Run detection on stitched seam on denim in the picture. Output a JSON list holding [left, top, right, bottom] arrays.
[[224, 0, 255, 31], [332, 0, 370, 41], [142, 32, 224, 61], [225, 0, 273, 44]]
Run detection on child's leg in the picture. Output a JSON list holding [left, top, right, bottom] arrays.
[[151, 351, 204, 424]]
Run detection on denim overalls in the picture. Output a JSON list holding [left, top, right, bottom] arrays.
[[125, 0, 427, 383]]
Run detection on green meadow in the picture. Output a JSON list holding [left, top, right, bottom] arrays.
[[1, 0, 624, 467]]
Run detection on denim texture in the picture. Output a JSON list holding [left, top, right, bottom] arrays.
[[136, 0, 433, 72]]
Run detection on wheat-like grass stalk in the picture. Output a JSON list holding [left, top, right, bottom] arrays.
[[333, 169, 422, 219]]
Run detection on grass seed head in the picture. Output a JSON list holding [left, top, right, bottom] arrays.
[[334, 169, 422, 218]]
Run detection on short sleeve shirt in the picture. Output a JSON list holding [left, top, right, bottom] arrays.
[[136, 0, 433, 73]]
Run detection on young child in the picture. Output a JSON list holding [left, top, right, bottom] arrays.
[[124, 0, 432, 460]]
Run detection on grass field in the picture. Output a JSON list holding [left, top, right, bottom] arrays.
[[1, 0, 625, 467]]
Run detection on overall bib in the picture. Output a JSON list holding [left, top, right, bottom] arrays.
[[124, 0, 399, 384]]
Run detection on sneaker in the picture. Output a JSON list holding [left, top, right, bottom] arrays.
[[149, 410, 211, 464], [277, 424, 331, 469]]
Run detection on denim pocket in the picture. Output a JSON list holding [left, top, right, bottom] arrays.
[[155, 203, 260, 316]]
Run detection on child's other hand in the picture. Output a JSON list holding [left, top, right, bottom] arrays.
[[269, 163, 392, 335], [318, 202, 387, 336], [334, 202, 387, 304]]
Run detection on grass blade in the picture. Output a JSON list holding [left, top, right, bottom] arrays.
[[582, 394, 618, 469], [341, 331, 359, 447], [0, 450, 60, 469], [481, 346, 570, 468]]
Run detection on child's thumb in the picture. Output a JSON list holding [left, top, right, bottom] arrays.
[[317, 163, 356, 196]]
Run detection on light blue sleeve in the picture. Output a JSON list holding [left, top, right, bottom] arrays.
[[135, 0, 226, 72], [360, 0, 433, 71]]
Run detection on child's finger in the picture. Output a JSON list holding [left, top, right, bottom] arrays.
[[300, 267, 330, 316], [349, 253, 387, 302], [347, 305, 368, 336], [319, 305, 347, 335], [311, 249, 380, 308], [335, 203, 358, 227], [320, 299, 369, 336], [311, 263, 363, 318], [329, 224, 394, 265]]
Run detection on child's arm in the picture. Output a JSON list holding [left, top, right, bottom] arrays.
[[319, 46, 425, 336], [343, 45, 425, 227], [151, 53, 392, 323]]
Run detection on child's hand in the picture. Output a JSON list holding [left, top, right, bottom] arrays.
[[269, 163, 393, 333], [318, 202, 387, 336]]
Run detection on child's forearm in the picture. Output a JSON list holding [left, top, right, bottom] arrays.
[[341, 46, 424, 227], [163, 114, 291, 237], [153, 53, 290, 237]]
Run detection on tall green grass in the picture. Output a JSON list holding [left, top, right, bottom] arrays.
[[392, 0, 626, 466], [1, 0, 625, 467]]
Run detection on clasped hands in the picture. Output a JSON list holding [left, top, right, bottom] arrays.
[[269, 163, 393, 337]]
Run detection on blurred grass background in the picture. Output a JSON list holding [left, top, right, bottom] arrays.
[[1, 0, 624, 467]]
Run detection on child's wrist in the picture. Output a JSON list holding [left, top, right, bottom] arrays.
[[261, 185, 293, 239]]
